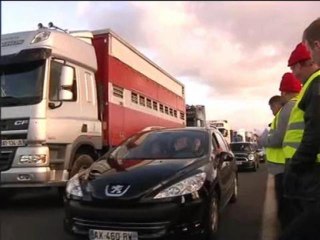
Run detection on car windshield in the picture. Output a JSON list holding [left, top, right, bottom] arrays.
[[230, 143, 251, 152], [108, 129, 209, 160]]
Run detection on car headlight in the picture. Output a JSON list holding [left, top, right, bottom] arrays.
[[154, 172, 206, 199], [66, 173, 83, 198], [248, 154, 254, 161]]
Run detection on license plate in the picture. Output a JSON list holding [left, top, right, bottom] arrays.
[[89, 229, 138, 240], [236, 161, 242, 165], [1, 139, 25, 147]]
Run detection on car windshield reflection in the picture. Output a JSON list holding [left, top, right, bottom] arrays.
[[108, 129, 209, 160]]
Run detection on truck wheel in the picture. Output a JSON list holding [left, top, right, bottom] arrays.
[[70, 154, 94, 178], [204, 191, 219, 240]]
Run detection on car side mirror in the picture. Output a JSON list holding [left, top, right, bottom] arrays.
[[219, 151, 234, 162]]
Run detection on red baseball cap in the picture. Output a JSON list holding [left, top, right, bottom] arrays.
[[279, 72, 302, 93], [288, 42, 311, 67]]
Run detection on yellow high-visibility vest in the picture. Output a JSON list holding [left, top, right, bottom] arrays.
[[265, 109, 286, 164], [283, 70, 320, 162]]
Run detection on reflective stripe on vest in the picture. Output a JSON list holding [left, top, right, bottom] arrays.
[[283, 70, 320, 162], [265, 109, 286, 164]]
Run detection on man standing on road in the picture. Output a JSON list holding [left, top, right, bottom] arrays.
[[258, 73, 301, 230], [280, 39, 320, 240]]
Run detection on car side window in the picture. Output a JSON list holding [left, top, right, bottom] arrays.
[[211, 132, 219, 151], [214, 131, 228, 151]]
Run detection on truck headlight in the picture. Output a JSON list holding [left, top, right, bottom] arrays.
[[66, 174, 83, 198], [154, 172, 206, 199], [248, 154, 254, 161], [31, 31, 51, 44], [19, 154, 46, 164]]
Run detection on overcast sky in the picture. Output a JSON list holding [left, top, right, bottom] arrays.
[[2, 1, 320, 132]]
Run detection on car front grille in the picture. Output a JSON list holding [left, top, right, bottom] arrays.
[[234, 153, 249, 162]]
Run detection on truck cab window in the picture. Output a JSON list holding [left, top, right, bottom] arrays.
[[49, 60, 77, 101]]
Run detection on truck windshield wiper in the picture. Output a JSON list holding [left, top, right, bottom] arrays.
[[0, 96, 22, 105]]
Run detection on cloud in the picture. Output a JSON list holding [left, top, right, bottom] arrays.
[[78, 1, 320, 130], [5, 1, 320, 130]]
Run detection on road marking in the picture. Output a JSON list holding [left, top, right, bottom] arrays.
[[261, 174, 280, 240]]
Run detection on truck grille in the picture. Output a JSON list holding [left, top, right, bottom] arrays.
[[0, 118, 29, 131], [0, 134, 27, 171], [0, 148, 16, 171]]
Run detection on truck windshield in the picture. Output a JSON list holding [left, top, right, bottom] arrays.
[[0, 60, 45, 106]]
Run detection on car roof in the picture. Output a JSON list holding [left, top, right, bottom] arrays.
[[139, 126, 211, 135]]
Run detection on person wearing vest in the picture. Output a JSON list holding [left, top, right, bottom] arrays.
[[258, 73, 301, 231], [280, 41, 320, 240]]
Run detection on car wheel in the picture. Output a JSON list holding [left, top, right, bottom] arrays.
[[252, 162, 257, 172], [229, 176, 238, 203], [70, 154, 94, 178], [205, 191, 219, 240]]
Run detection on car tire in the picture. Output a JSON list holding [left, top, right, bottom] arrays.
[[70, 154, 94, 178], [229, 176, 238, 203], [204, 191, 219, 240], [252, 163, 257, 172]]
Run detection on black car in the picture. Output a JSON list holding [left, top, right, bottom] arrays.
[[230, 142, 260, 171], [64, 127, 238, 240]]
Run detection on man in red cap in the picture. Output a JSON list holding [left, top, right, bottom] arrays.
[[280, 40, 320, 240], [303, 18, 320, 66], [258, 72, 301, 230]]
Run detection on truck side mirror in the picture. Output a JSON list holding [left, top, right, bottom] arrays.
[[59, 65, 74, 101], [59, 89, 73, 101], [60, 65, 74, 88]]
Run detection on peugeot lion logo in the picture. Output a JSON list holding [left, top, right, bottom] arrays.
[[105, 184, 130, 197]]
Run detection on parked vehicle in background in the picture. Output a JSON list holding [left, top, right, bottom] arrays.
[[186, 104, 206, 127], [0, 22, 185, 194], [64, 127, 238, 240], [207, 120, 232, 144], [230, 142, 260, 171]]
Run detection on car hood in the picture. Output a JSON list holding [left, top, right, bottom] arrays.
[[80, 157, 206, 201]]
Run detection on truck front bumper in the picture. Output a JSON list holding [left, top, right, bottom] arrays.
[[0, 145, 69, 188], [0, 167, 68, 188]]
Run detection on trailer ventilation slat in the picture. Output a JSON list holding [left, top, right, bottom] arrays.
[[113, 85, 124, 99]]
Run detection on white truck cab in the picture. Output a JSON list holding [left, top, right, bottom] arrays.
[[1, 25, 102, 188]]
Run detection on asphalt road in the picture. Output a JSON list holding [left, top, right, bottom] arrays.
[[218, 163, 269, 240], [0, 163, 270, 240]]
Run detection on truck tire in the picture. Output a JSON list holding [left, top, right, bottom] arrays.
[[70, 154, 94, 178]]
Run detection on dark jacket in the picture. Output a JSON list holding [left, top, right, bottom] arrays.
[[284, 71, 320, 200]]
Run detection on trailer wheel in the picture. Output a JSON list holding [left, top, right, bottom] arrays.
[[70, 154, 94, 178]]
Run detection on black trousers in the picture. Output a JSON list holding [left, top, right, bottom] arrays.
[[279, 200, 320, 240], [274, 173, 302, 230]]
